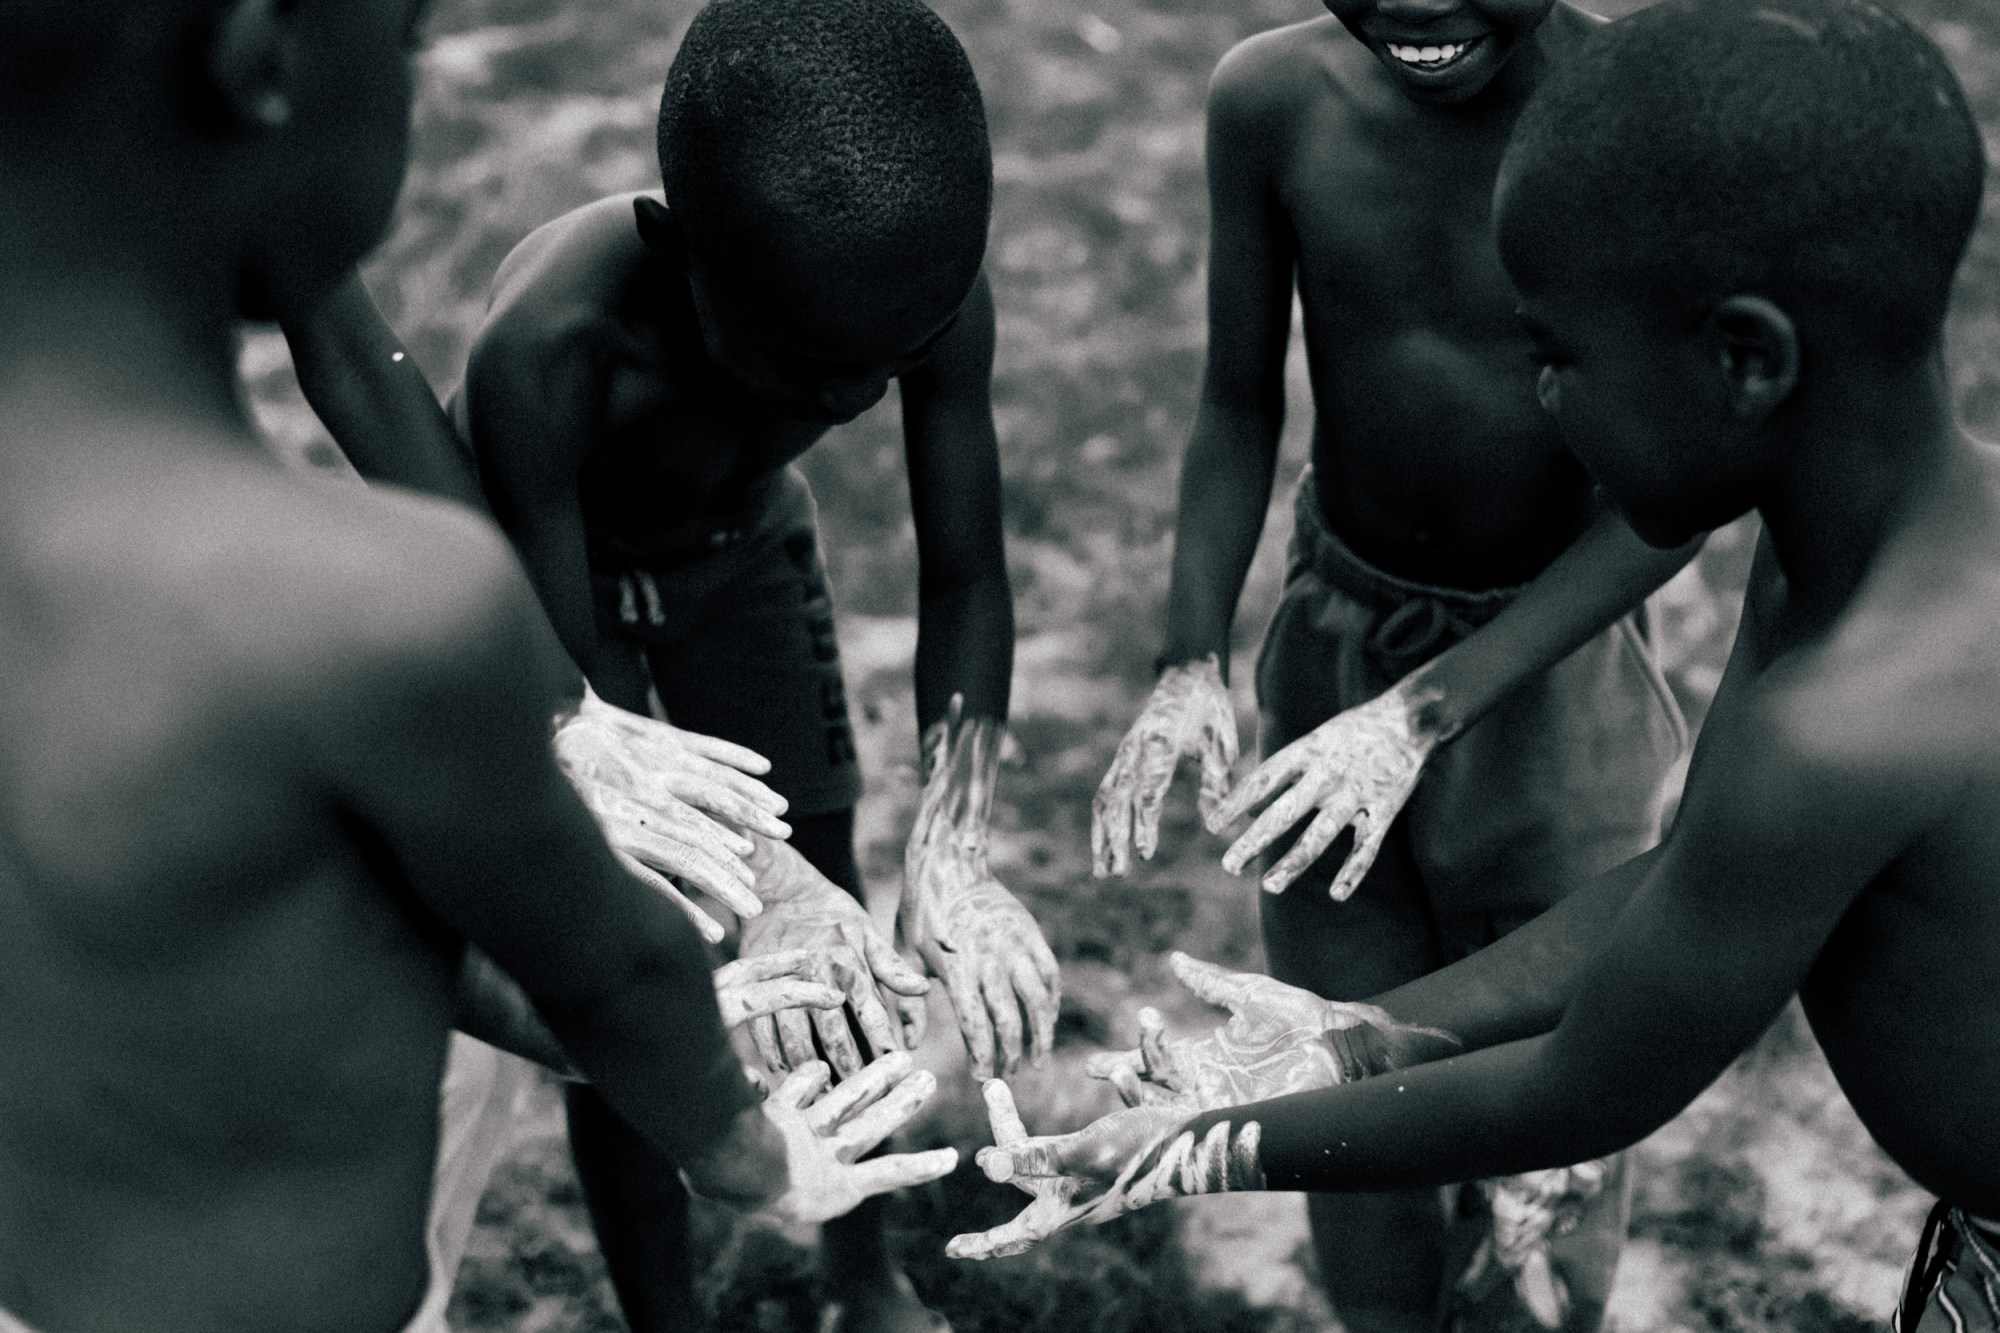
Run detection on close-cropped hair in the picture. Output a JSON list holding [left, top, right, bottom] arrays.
[[656, 0, 992, 268], [1499, 0, 1984, 353]]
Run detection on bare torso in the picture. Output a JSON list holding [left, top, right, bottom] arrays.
[[475, 195, 836, 565], [1724, 483, 2000, 1214], [0, 439, 464, 1333], [1264, 13, 1599, 588]]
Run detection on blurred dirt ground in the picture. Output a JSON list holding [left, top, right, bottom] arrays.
[[242, 0, 2000, 1328]]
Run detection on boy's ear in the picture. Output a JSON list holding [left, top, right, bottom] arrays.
[[206, 0, 301, 131], [633, 197, 689, 269], [1708, 295, 1799, 419]]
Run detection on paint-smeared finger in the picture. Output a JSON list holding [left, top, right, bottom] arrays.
[[1084, 1048, 1142, 1083], [718, 981, 845, 1028], [946, 957, 998, 1080], [946, 1214, 1043, 1262], [1328, 808, 1388, 902], [1205, 746, 1295, 831], [720, 950, 820, 986], [777, 1004, 818, 1071], [1009, 955, 1057, 1066], [1168, 952, 1258, 1013], [845, 1146, 960, 1202], [1130, 732, 1183, 862], [1261, 800, 1357, 896], [674, 728, 777, 777], [1137, 1007, 1172, 1082], [771, 1060, 831, 1111], [981, 1078, 1029, 1147], [891, 989, 928, 1050], [615, 831, 758, 920], [862, 928, 930, 997], [804, 1050, 912, 1134], [812, 1001, 864, 1077], [1219, 778, 1318, 877], [832, 1068, 939, 1161], [1106, 1061, 1146, 1107], [615, 851, 726, 943], [749, 1012, 785, 1071], [1092, 766, 1134, 879], [982, 960, 1026, 1076]]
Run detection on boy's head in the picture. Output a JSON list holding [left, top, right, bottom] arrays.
[[1, 0, 424, 323], [1322, 0, 1560, 105], [644, 0, 992, 422], [1494, 0, 1984, 546]]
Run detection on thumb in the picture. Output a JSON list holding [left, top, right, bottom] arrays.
[[1168, 950, 1253, 1013]]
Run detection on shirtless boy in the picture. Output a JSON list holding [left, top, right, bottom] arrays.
[[451, 1, 1059, 1327], [966, 8, 2000, 1333], [1091, 0, 1692, 1326], [0, 2, 956, 1330]]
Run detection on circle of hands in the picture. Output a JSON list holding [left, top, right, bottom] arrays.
[[1094, 664, 1441, 900], [945, 952, 1461, 1260], [553, 683, 792, 942], [900, 704, 1062, 1080]]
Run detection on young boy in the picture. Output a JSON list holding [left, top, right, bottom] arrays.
[[1092, 0, 1693, 1326], [966, 7, 2000, 1333], [449, 1, 1060, 1327], [0, 2, 955, 1330]]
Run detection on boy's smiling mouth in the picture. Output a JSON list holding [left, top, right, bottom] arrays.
[[1384, 37, 1483, 70]]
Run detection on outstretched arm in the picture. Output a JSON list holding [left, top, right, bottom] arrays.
[[1093, 46, 1295, 875], [955, 652, 1936, 1257], [1210, 499, 1700, 897]]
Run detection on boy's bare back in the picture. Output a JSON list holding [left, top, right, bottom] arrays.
[[0, 424, 539, 1331], [1208, 4, 1601, 585]]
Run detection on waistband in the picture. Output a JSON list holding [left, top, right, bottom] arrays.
[[588, 466, 814, 575], [1290, 469, 1523, 630]]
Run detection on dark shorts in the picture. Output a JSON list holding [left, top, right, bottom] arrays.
[[589, 468, 861, 818], [1255, 468, 1688, 966]]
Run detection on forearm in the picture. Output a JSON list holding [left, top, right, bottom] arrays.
[[1404, 507, 1699, 740], [1158, 405, 1282, 675], [281, 272, 488, 511], [534, 906, 757, 1162], [1189, 1032, 1641, 1193], [1369, 844, 1661, 1051], [914, 569, 1014, 733]]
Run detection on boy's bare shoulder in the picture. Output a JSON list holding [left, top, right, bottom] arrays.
[[472, 193, 653, 378], [1210, 18, 1355, 127], [1773, 510, 2000, 787], [86, 453, 533, 724]]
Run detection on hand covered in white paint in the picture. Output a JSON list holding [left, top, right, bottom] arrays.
[[901, 701, 1061, 1079], [946, 1080, 1261, 1260], [712, 949, 845, 1031], [1093, 654, 1238, 877], [555, 684, 792, 941], [755, 1054, 961, 1226], [739, 837, 931, 1077], [1208, 680, 1440, 898], [1459, 1162, 1611, 1329], [1084, 953, 1463, 1111]]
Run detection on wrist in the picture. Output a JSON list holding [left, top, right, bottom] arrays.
[[1153, 647, 1225, 683], [683, 1100, 789, 1208]]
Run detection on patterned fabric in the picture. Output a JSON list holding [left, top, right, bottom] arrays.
[[1898, 1202, 2000, 1333]]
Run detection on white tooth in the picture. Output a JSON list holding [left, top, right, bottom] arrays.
[[1420, 46, 1441, 61], [1442, 43, 1464, 57]]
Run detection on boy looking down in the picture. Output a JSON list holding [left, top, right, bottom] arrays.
[[0, 1, 955, 1330], [450, 1, 1059, 1326], [1093, 0, 1692, 1326], [966, 10, 2000, 1333]]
